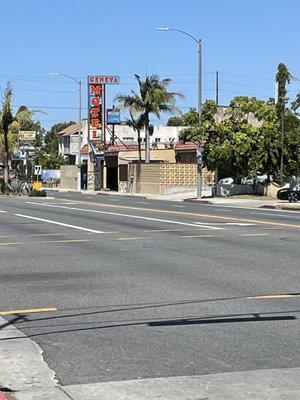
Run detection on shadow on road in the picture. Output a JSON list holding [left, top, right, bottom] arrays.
[[0, 310, 297, 340]]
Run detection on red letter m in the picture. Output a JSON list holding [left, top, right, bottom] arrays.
[[90, 85, 102, 95]]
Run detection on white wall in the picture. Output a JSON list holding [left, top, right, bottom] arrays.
[[111, 125, 184, 145]]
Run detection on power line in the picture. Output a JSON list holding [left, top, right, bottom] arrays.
[[220, 71, 274, 81]]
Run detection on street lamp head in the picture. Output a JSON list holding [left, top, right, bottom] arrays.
[[50, 72, 59, 76], [156, 27, 169, 31]]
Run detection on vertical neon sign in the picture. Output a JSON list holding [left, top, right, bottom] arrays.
[[88, 76, 104, 149]]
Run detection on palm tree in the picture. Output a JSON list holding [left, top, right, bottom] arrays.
[[0, 84, 33, 183], [115, 74, 183, 163], [124, 111, 144, 165]]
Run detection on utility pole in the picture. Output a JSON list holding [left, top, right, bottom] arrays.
[[50, 73, 82, 190], [214, 70, 219, 188], [156, 27, 203, 198], [3, 130, 9, 185], [280, 102, 285, 180], [215, 70, 219, 106]]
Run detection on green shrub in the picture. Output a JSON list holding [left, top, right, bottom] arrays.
[[28, 188, 47, 197]]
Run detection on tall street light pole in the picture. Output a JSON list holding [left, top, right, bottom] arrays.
[[156, 27, 203, 197], [50, 73, 82, 191]]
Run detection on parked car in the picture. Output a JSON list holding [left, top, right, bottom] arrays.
[[277, 185, 300, 202], [218, 177, 234, 185], [241, 175, 269, 185]]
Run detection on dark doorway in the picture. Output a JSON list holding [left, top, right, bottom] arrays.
[[106, 155, 118, 191], [107, 167, 118, 191], [81, 161, 87, 190]]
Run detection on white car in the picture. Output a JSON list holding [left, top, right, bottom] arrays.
[[218, 177, 234, 185]]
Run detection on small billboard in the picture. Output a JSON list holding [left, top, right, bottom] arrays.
[[107, 109, 121, 124], [19, 131, 36, 141]]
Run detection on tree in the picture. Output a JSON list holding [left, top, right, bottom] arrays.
[[0, 85, 32, 183], [276, 63, 293, 118], [34, 150, 66, 170], [276, 63, 294, 179], [124, 112, 144, 165], [44, 121, 75, 155], [34, 121, 75, 169], [115, 74, 183, 163], [178, 101, 218, 143], [167, 107, 198, 126]]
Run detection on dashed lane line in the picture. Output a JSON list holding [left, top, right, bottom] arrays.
[[25, 202, 223, 230], [180, 234, 215, 238], [0, 239, 91, 246], [0, 210, 7, 213], [239, 233, 269, 237], [116, 237, 152, 241], [0, 307, 57, 316], [14, 213, 104, 233], [44, 199, 300, 229], [247, 293, 300, 299]]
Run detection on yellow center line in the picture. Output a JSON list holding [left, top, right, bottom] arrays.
[[247, 294, 300, 299], [180, 234, 215, 238], [0, 307, 57, 316], [143, 229, 186, 232], [70, 200, 300, 229], [240, 233, 269, 237], [116, 237, 152, 241]]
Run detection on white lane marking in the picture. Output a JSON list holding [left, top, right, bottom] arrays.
[[85, 196, 94, 199], [14, 213, 103, 233], [137, 201, 149, 204], [213, 208, 231, 212], [172, 205, 186, 208], [193, 221, 255, 227], [251, 211, 300, 219], [0, 210, 7, 213], [65, 195, 72, 197], [26, 202, 223, 230]]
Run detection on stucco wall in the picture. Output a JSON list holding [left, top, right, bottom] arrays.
[[60, 165, 78, 190]]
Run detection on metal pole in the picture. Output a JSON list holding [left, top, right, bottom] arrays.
[[215, 70, 219, 106], [198, 39, 202, 124], [280, 103, 285, 180], [196, 39, 202, 198], [145, 121, 150, 163], [77, 80, 82, 191]]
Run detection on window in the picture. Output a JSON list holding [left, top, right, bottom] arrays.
[[155, 138, 161, 143]]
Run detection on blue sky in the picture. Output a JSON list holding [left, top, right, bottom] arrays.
[[1, 0, 300, 129]]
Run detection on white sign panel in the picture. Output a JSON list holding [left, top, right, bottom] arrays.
[[34, 165, 42, 176], [19, 131, 36, 141]]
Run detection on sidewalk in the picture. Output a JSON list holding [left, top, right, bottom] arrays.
[[46, 187, 300, 210]]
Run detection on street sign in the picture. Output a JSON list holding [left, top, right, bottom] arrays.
[[34, 165, 42, 176], [107, 109, 121, 124], [196, 147, 203, 165]]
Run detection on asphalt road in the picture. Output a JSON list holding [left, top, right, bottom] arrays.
[[0, 192, 299, 386]]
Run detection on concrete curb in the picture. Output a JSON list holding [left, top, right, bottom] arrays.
[[96, 192, 148, 199], [183, 198, 214, 205], [64, 368, 300, 400], [260, 204, 300, 211], [0, 316, 58, 393]]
